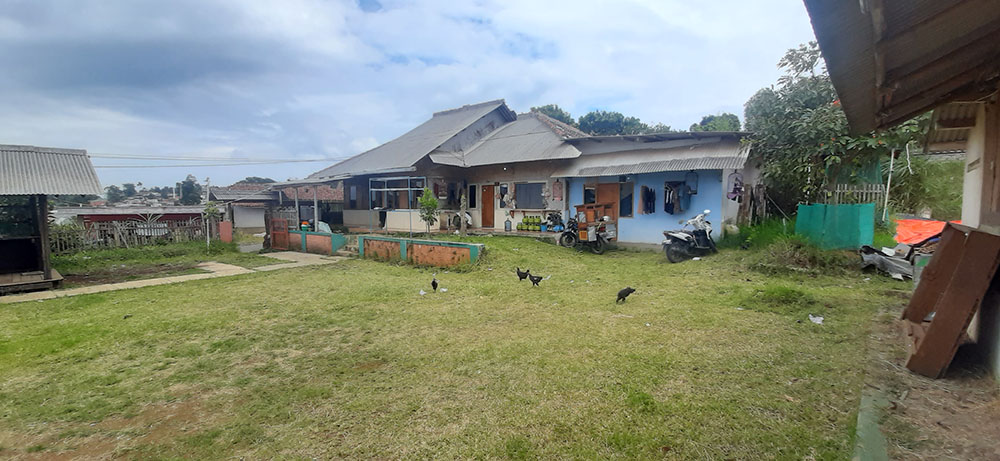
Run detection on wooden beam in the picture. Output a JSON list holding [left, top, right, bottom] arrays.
[[36, 195, 51, 280], [877, 59, 1000, 129], [981, 99, 1000, 229], [937, 117, 978, 129]]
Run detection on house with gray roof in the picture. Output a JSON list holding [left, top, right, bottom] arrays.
[[301, 100, 758, 245]]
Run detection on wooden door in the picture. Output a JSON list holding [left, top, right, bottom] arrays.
[[596, 183, 619, 219], [481, 185, 495, 228], [271, 218, 289, 250]]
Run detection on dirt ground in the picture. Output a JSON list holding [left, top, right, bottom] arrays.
[[61, 263, 204, 287], [867, 300, 1000, 460]]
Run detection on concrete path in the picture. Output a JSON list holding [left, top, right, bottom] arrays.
[[0, 251, 344, 304]]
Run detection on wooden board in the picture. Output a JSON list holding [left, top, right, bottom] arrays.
[[902, 224, 966, 322], [905, 228, 1000, 378]]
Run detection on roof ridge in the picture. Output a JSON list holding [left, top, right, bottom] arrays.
[[432, 99, 505, 117], [0, 144, 88, 155], [526, 111, 588, 138]]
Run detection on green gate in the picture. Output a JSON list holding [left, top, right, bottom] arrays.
[[795, 203, 875, 250]]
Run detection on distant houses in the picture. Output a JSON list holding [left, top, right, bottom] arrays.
[[290, 99, 759, 245]]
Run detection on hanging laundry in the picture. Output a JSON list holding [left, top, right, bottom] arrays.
[[726, 172, 744, 201]]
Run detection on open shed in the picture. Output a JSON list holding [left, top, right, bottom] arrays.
[[0, 144, 102, 294]]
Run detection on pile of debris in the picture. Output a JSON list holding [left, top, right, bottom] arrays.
[[859, 218, 952, 282]]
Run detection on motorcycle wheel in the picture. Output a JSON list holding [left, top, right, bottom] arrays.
[[559, 232, 578, 248], [451, 215, 461, 229], [590, 237, 606, 255], [665, 243, 687, 263]]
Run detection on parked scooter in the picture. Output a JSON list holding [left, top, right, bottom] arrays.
[[662, 210, 717, 263], [560, 216, 613, 254]]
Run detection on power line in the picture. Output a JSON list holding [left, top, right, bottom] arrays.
[[94, 159, 337, 168], [89, 153, 348, 162]]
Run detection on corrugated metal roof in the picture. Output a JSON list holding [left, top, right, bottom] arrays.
[[308, 100, 513, 179], [429, 112, 581, 167], [208, 188, 280, 201], [551, 141, 750, 177], [925, 101, 981, 152], [0, 144, 103, 196]]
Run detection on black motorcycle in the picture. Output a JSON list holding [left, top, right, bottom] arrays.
[[662, 209, 717, 263]]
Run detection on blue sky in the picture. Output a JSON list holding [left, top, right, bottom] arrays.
[[0, 0, 817, 188]]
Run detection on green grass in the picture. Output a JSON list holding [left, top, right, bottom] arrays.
[[51, 241, 282, 287], [0, 236, 906, 459]]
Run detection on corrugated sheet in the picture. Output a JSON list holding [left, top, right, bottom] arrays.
[[308, 100, 512, 179], [209, 188, 280, 201], [552, 141, 750, 177], [429, 112, 581, 167], [0, 144, 103, 196]]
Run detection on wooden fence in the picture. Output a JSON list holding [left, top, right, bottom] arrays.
[[826, 183, 886, 206], [50, 218, 213, 254]]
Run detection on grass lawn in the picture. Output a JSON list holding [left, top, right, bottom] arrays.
[[0, 236, 907, 459], [52, 241, 283, 288]]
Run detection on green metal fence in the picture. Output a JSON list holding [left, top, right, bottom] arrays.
[[795, 203, 875, 250]]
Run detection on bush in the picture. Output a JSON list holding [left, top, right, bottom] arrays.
[[718, 218, 794, 250], [748, 235, 856, 275]]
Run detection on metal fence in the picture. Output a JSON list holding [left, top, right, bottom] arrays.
[[50, 218, 211, 254]]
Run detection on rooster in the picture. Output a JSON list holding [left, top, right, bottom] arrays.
[[516, 267, 530, 281]]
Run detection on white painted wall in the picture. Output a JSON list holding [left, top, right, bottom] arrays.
[[962, 105, 987, 228]]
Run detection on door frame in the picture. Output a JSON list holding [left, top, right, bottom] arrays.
[[481, 184, 495, 228]]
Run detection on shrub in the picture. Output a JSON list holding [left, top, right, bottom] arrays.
[[749, 235, 856, 275]]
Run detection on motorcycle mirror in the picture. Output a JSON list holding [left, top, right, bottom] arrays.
[[703, 209, 711, 215]]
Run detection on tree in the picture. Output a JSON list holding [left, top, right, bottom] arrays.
[[530, 104, 576, 126], [646, 123, 675, 134], [236, 176, 276, 184], [177, 174, 203, 205], [689, 113, 741, 132], [578, 110, 646, 135], [105, 185, 125, 203], [743, 41, 926, 213], [122, 183, 137, 197], [417, 188, 438, 234]]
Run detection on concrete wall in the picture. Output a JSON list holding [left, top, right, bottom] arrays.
[[344, 209, 371, 227], [566, 170, 725, 244], [232, 206, 265, 229], [461, 161, 568, 230]]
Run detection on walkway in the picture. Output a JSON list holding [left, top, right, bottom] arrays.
[[0, 251, 343, 304]]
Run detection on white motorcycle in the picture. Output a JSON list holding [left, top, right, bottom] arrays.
[[662, 209, 717, 263]]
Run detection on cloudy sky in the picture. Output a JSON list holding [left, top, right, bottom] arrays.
[[0, 0, 817, 188]]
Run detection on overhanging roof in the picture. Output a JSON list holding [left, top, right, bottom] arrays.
[[804, 0, 1000, 134], [552, 140, 750, 177], [308, 100, 515, 179], [925, 101, 980, 153], [0, 144, 103, 196]]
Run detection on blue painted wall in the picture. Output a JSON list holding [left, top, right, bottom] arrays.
[[566, 170, 723, 244]]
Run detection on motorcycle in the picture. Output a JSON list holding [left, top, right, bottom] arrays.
[[559, 215, 614, 254], [662, 209, 717, 263], [450, 211, 473, 229]]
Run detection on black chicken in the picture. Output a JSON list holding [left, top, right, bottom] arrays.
[[516, 267, 530, 281], [616, 287, 636, 303], [528, 274, 543, 286], [432, 278, 438, 291]]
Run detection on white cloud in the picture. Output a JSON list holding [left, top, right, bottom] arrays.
[[0, 0, 816, 187]]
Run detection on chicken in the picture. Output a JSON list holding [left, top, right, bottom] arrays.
[[616, 287, 635, 303], [516, 267, 530, 281], [528, 274, 543, 286], [432, 278, 439, 291]]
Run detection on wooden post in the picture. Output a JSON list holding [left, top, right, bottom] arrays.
[[36, 195, 52, 280], [460, 191, 468, 235], [294, 188, 300, 227], [313, 186, 320, 230]]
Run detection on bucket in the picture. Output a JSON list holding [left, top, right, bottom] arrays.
[[539, 224, 548, 232]]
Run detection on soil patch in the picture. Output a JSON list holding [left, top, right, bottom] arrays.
[[866, 307, 1000, 459], [62, 263, 204, 287]]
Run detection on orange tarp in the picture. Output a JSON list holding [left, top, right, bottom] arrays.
[[895, 218, 961, 245]]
